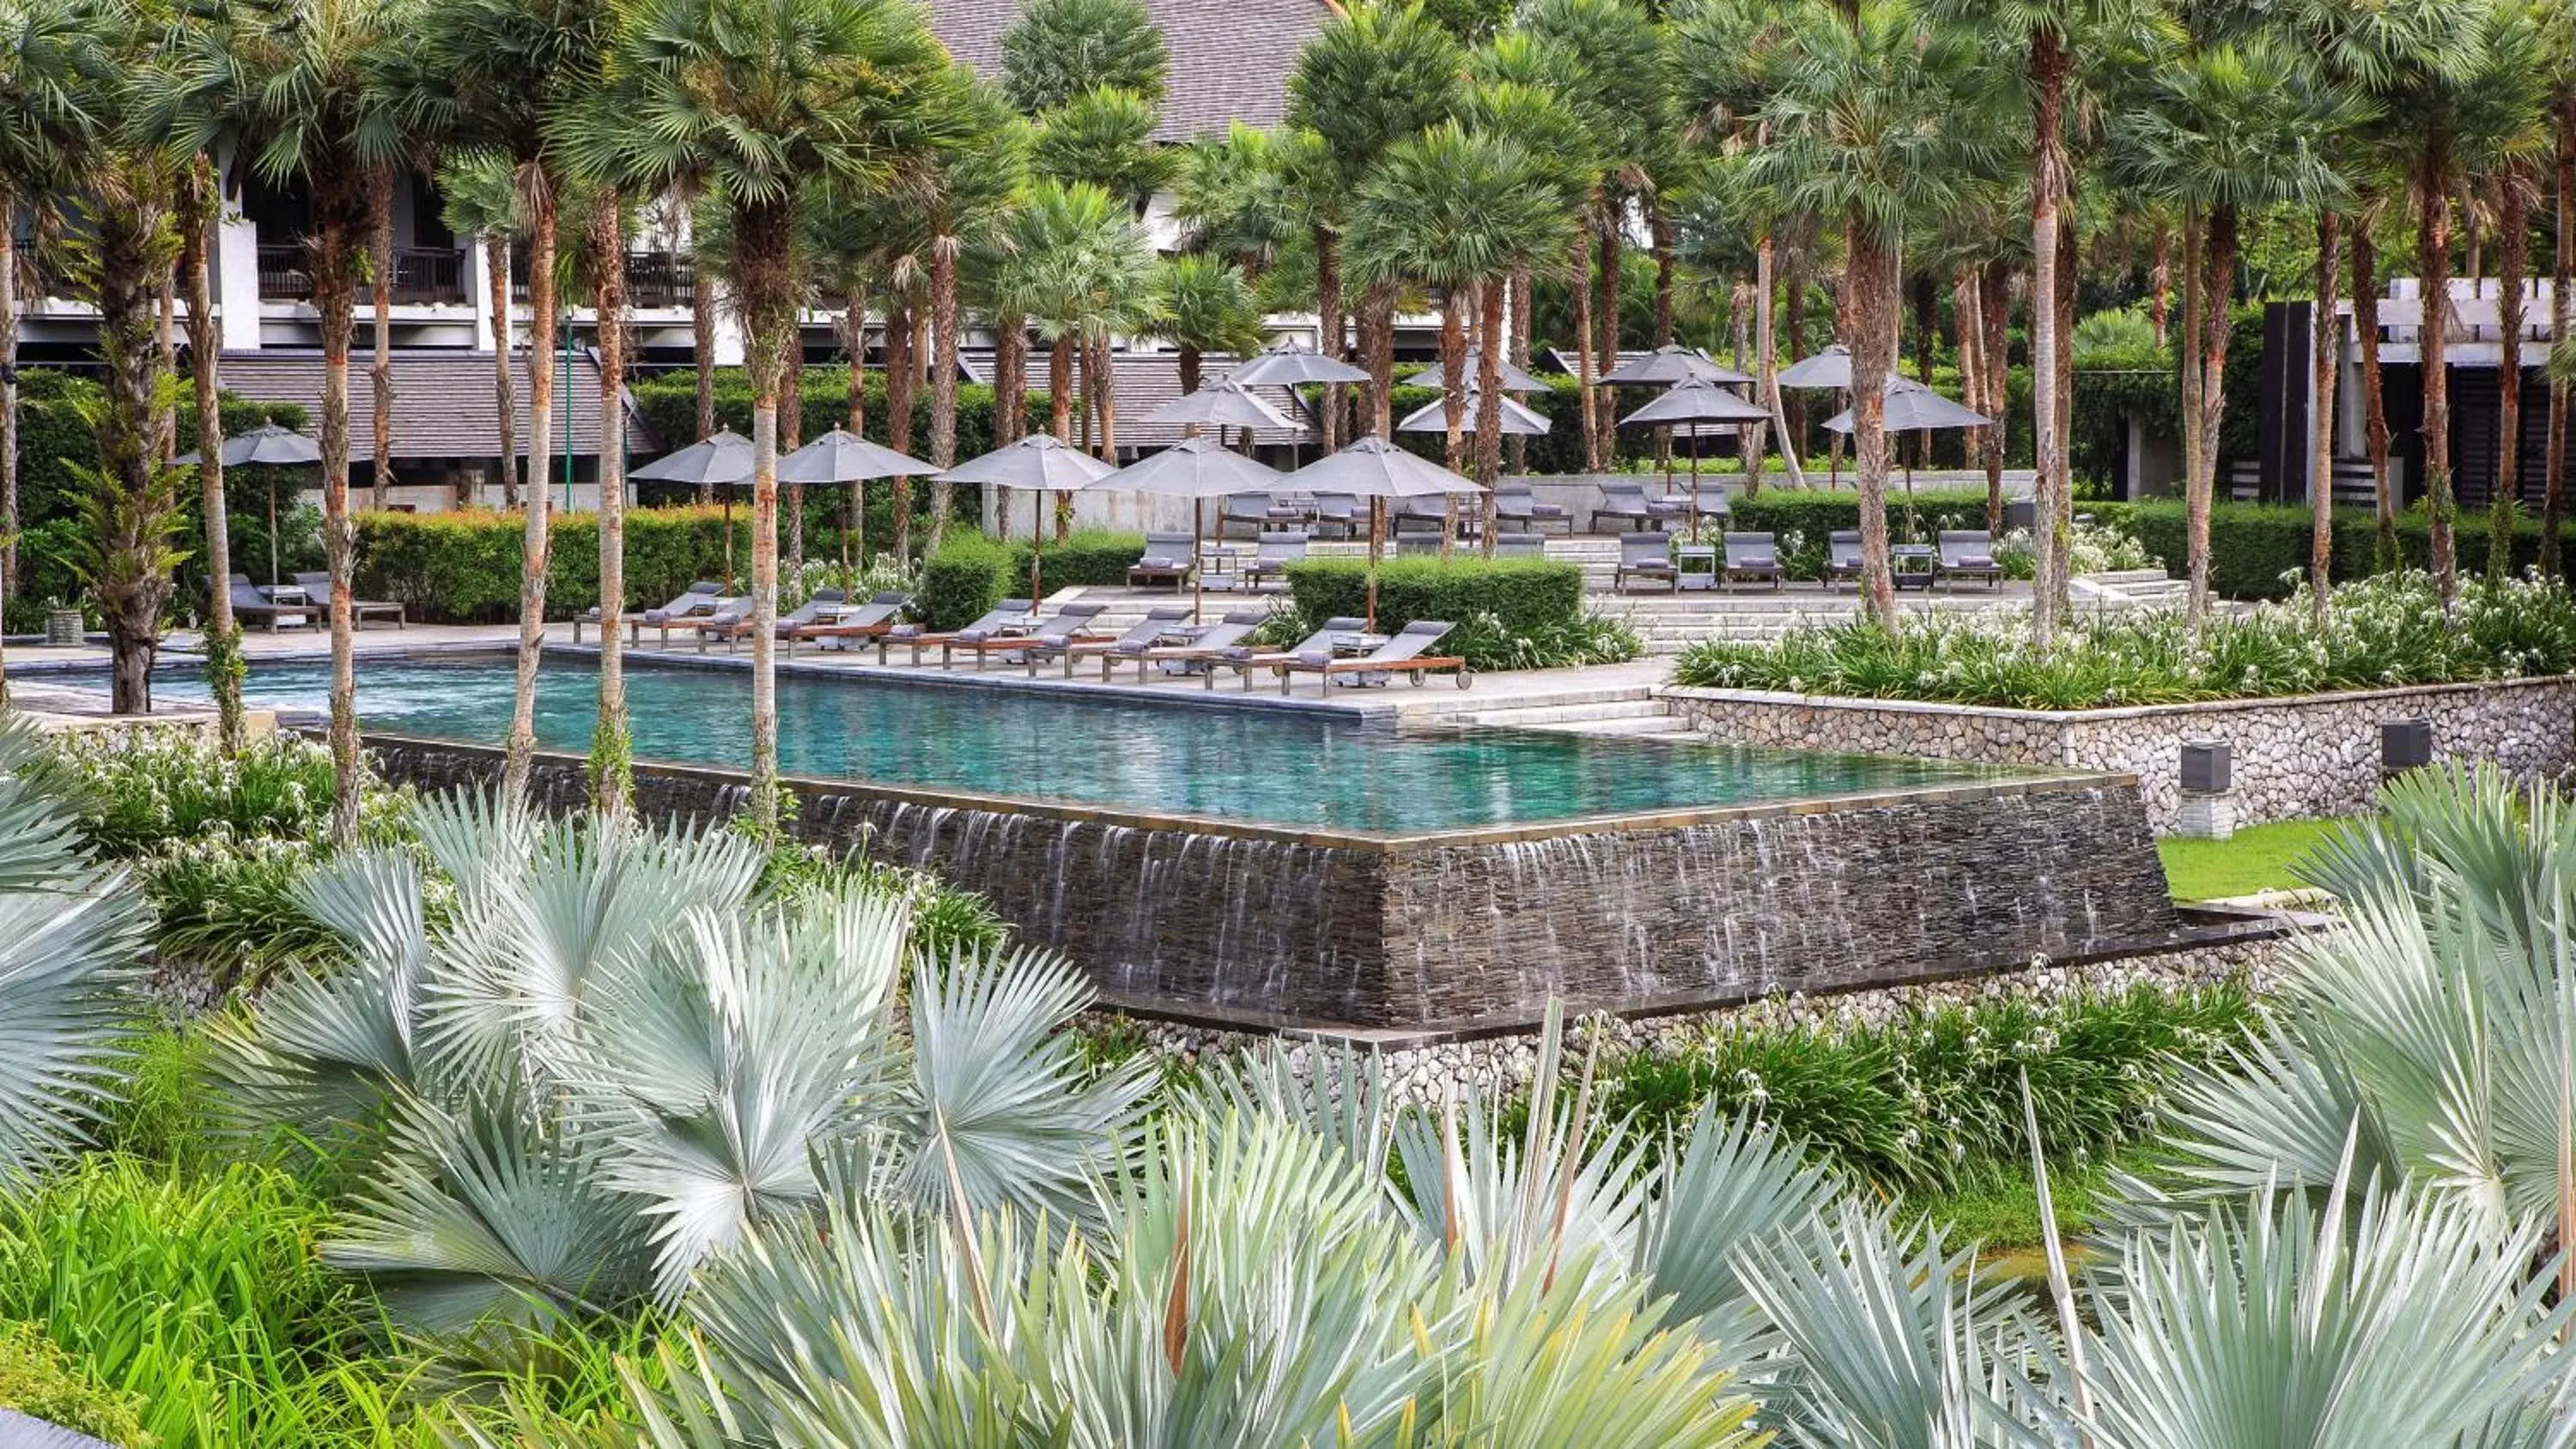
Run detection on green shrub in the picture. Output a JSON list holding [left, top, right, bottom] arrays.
[[39, 731, 343, 858], [143, 836, 340, 992], [2124, 500, 2576, 601], [1283, 555, 1583, 634], [0, 1319, 150, 1447], [916, 529, 1146, 629], [351, 505, 747, 623], [1598, 982, 2257, 1193], [1673, 571, 2576, 709]]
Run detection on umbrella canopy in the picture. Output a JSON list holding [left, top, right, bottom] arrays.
[[1286, 435, 1482, 499], [1223, 336, 1369, 387], [1103, 436, 1286, 499], [1775, 343, 1854, 391], [629, 428, 756, 487], [933, 432, 1119, 492], [775, 427, 932, 484], [1601, 343, 1752, 386], [1139, 379, 1295, 433], [1397, 391, 1551, 437], [1619, 378, 1771, 428], [1823, 376, 1994, 434], [1400, 351, 1552, 393], [175, 421, 324, 469]]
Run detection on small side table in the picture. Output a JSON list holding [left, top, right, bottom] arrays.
[[1674, 543, 1720, 591], [1891, 544, 1936, 591]]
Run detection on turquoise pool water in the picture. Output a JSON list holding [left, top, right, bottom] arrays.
[[163, 657, 1997, 834]]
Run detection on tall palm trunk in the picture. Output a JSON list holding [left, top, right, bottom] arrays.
[[2352, 221, 2395, 567], [1363, 281, 1396, 440], [368, 165, 395, 511], [1474, 281, 1506, 555], [313, 212, 363, 846], [2547, 100, 2574, 575], [1094, 332, 1119, 463], [1758, 234, 1803, 488], [2187, 204, 2237, 628], [927, 242, 960, 555], [1595, 216, 1622, 464], [501, 185, 558, 799], [92, 185, 179, 716], [994, 311, 1026, 446], [842, 282, 866, 567], [692, 257, 717, 477], [736, 203, 796, 838], [2494, 171, 2528, 577], [0, 191, 17, 646], [1955, 267, 1992, 529], [2178, 215, 2205, 627], [784, 340, 804, 581], [2309, 212, 2342, 621], [2026, 26, 2072, 646], [1650, 203, 1676, 344], [2148, 221, 2172, 348], [1508, 266, 1532, 476], [180, 160, 243, 754], [589, 190, 631, 818], [1845, 221, 1901, 629], [486, 233, 518, 508], [1571, 228, 1597, 470], [1438, 288, 1465, 558], [1978, 259, 2010, 528], [885, 299, 915, 560], [1315, 225, 1344, 452], [2418, 149, 2459, 605]]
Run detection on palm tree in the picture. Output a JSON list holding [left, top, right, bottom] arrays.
[[1157, 253, 1261, 398], [377, 0, 615, 800], [0, 0, 105, 703], [2113, 34, 2358, 627], [565, 0, 964, 839], [1028, 85, 1171, 203], [2548, 16, 2575, 570], [582, 184, 631, 817], [158, 0, 407, 843], [915, 75, 1022, 555], [438, 153, 525, 507], [1746, 0, 2002, 628], [996, 179, 1161, 530], [997, 0, 1167, 117], [174, 151, 248, 754], [1170, 123, 1297, 280]]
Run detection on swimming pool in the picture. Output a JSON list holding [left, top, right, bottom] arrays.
[[164, 654, 2000, 834]]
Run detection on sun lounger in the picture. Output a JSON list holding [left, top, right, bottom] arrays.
[[945, 601, 1110, 669], [1493, 532, 1547, 559], [1243, 530, 1309, 591], [883, 598, 1031, 665], [578, 581, 724, 644], [693, 588, 848, 652], [680, 597, 754, 651], [1268, 620, 1470, 694], [787, 591, 912, 657], [1121, 609, 1269, 682], [1206, 615, 1366, 691], [1590, 481, 1686, 533], [1720, 532, 1783, 591], [1221, 492, 1301, 538], [292, 571, 404, 627], [1825, 530, 1864, 589], [1025, 604, 1196, 677], [1492, 484, 1571, 536], [1935, 530, 2003, 589], [1127, 533, 1196, 591], [227, 573, 324, 632], [1614, 531, 1679, 592], [1307, 493, 1363, 539]]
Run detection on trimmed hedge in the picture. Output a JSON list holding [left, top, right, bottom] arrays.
[[2123, 502, 2576, 602], [917, 528, 1149, 629], [350, 506, 744, 623], [1282, 555, 1585, 635]]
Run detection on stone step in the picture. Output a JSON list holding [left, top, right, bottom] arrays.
[[1451, 698, 1670, 727], [1540, 714, 1698, 738]]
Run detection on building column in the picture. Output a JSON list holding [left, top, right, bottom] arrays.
[[216, 204, 262, 352], [469, 242, 495, 352]]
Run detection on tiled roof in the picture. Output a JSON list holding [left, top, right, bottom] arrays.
[[925, 0, 1329, 142], [217, 351, 658, 461], [963, 347, 1316, 450]]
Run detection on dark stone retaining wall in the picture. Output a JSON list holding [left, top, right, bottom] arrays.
[[368, 735, 2179, 1034]]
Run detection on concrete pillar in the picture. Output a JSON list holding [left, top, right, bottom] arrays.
[[216, 205, 262, 352], [468, 242, 495, 352], [713, 306, 745, 367]]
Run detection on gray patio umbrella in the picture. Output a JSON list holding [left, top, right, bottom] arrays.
[[1223, 336, 1370, 388], [1285, 436, 1482, 627], [1103, 436, 1286, 620], [777, 427, 933, 575], [1824, 377, 1995, 528], [1139, 379, 1296, 444], [934, 434, 1118, 602], [632, 428, 756, 585], [1601, 343, 1753, 386], [1775, 344, 1853, 390], [1396, 390, 1551, 437], [1620, 379, 1772, 539], [1400, 350, 1552, 393], [177, 421, 322, 585]]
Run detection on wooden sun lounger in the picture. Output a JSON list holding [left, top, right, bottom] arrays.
[[1264, 621, 1470, 695]]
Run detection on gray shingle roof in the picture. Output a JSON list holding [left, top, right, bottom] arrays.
[[925, 0, 1329, 142], [217, 351, 658, 462], [963, 347, 1315, 450]]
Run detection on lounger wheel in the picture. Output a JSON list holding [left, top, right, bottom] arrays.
[[1455, 668, 1473, 688]]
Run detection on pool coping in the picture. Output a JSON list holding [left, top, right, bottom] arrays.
[[361, 730, 2140, 852]]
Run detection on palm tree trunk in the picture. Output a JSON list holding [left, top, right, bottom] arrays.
[[1048, 337, 1072, 547], [2178, 214, 2205, 626], [2418, 149, 2459, 604], [180, 161, 243, 755], [2148, 221, 2172, 349], [2310, 211, 2342, 621], [995, 311, 1024, 446], [1758, 234, 1802, 489], [1955, 267, 1992, 530], [1846, 221, 1901, 629], [1439, 288, 1464, 559], [785, 338, 805, 583], [1571, 228, 1597, 470], [2547, 100, 2573, 576], [928, 241, 960, 555], [1651, 202, 1676, 345], [0, 191, 16, 641], [368, 165, 395, 512], [2027, 26, 2071, 648], [314, 214, 362, 846], [2352, 221, 2395, 568], [843, 282, 867, 567], [92, 188, 178, 717], [737, 204, 796, 840], [2495, 171, 2528, 575], [1475, 281, 1506, 555], [693, 257, 717, 462], [1364, 281, 1396, 440], [501, 185, 558, 800], [1178, 343, 1200, 397], [2189, 205, 2238, 628], [1315, 225, 1344, 452], [1978, 259, 2010, 529], [1096, 332, 1120, 462], [886, 299, 915, 560], [1508, 265, 1532, 476], [589, 189, 631, 819], [2052, 213, 2076, 590], [1596, 219, 1622, 450], [487, 233, 518, 508]]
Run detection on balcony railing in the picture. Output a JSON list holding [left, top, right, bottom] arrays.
[[257, 245, 468, 306], [510, 249, 696, 310]]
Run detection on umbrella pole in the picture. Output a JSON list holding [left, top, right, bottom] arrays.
[[1192, 498, 1205, 625], [722, 489, 735, 591], [267, 481, 279, 586], [1366, 497, 1382, 633], [1690, 449, 1702, 544]]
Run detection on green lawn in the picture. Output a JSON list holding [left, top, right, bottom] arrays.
[[2156, 816, 2352, 902]]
